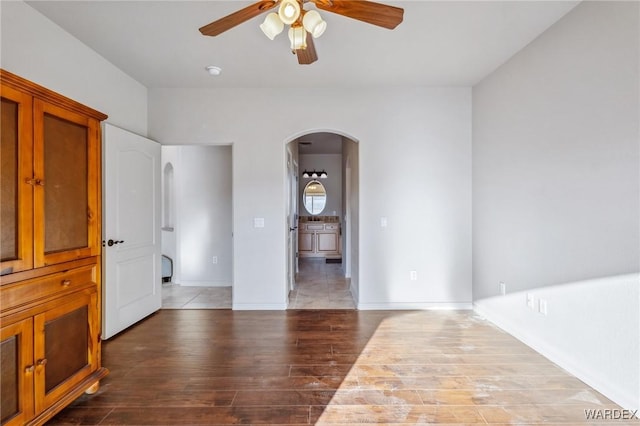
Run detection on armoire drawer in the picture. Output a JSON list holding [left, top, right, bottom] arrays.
[[0, 264, 96, 312]]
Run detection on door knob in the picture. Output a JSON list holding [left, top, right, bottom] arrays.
[[107, 239, 125, 246]]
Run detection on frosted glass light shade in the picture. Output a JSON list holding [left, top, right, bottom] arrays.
[[278, 0, 301, 25], [260, 13, 284, 40], [288, 26, 307, 50], [302, 10, 326, 38]]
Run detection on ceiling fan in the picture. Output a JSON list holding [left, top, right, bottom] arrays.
[[199, 0, 404, 65]]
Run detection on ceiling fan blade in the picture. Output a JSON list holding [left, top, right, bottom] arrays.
[[199, 0, 278, 36], [296, 33, 318, 65], [311, 0, 403, 29]]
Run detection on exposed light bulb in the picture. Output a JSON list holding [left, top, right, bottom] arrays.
[[283, 3, 296, 18], [278, 0, 301, 25]]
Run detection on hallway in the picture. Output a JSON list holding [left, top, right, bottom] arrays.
[[288, 258, 356, 309], [160, 259, 354, 310]]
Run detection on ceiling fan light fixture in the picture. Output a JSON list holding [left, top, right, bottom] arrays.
[[288, 26, 307, 50], [259, 12, 284, 40], [278, 0, 301, 25], [302, 10, 326, 38]]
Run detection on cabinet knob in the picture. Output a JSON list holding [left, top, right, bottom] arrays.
[[35, 179, 45, 186], [36, 358, 48, 366], [25, 365, 35, 373], [61, 279, 71, 287]]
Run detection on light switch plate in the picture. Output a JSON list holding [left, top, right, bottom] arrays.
[[254, 217, 265, 228]]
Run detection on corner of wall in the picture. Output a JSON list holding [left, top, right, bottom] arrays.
[[474, 274, 640, 410]]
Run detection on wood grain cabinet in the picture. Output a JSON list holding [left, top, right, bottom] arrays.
[[298, 222, 341, 259], [0, 69, 108, 426]]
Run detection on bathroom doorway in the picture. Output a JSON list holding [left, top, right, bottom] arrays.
[[286, 132, 359, 309]]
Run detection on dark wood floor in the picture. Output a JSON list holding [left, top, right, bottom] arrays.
[[47, 310, 624, 425]]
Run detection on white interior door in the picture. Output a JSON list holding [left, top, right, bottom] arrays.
[[103, 124, 161, 339], [287, 150, 298, 292]]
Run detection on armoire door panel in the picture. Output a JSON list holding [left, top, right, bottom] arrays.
[[32, 99, 100, 267], [34, 291, 97, 413], [0, 85, 33, 275], [43, 305, 89, 392], [0, 318, 34, 426], [42, 113, 89, 254], [1, 99, 19, 262]]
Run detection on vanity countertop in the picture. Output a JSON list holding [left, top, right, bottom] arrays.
[[299, 215, 340, 223]]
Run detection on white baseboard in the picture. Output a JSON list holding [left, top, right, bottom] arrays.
[[474, 274, 639, 411], [232, 303, 287, 310], [174, 280, 231, 287], [349, 279, 359, 306], [358, 302, 473, 310]]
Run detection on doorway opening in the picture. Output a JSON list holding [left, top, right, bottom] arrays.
[[286, 132, 359, 309], [160, 145, 233, 309]]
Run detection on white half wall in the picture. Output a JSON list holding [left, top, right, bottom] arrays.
[[473, 1, 639, 409], [149, 87, 472, 310], [0, 1, 148, 135]]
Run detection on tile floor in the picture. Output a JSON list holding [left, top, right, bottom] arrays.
[[161, 258, 356, 310], [161, 284, 231, 309], [288, 258, 356, 309]]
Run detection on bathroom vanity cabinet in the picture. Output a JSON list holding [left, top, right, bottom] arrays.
[[0, 69, 107, 426], [298, 221, 341, 259]]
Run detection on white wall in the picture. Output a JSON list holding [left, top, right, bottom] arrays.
[[299, 154, 342, 218], [343, 138, 360, 300], [149, 87, 472, 310], [473, 1, 639, 409], [161, 145, 233, 287], [0, 1, 147, 135], [161, 146, 179, 279]]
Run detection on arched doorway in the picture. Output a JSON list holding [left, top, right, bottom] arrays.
[[285, 131, 359, 309]]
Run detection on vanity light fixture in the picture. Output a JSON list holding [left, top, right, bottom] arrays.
[[302, 169, 327, 179]]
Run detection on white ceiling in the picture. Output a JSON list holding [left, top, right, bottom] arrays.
[[26, 0, 579, 89], [298, 132, 344, 154]]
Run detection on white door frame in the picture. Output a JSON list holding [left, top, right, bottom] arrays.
[[286, 148, 298, 293]]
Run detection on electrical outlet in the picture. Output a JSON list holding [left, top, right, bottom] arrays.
[[212, 256, 218, 264], [539, 299, 548, 316], [499, 282, 506, 295], [410, 270, 417, 281], [526, 293, 535, 310]]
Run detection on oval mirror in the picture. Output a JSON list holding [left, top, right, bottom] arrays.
[[303, 180, 326, 215]]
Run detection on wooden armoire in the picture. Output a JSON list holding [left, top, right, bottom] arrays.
[[0, 69, 108, 426]]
